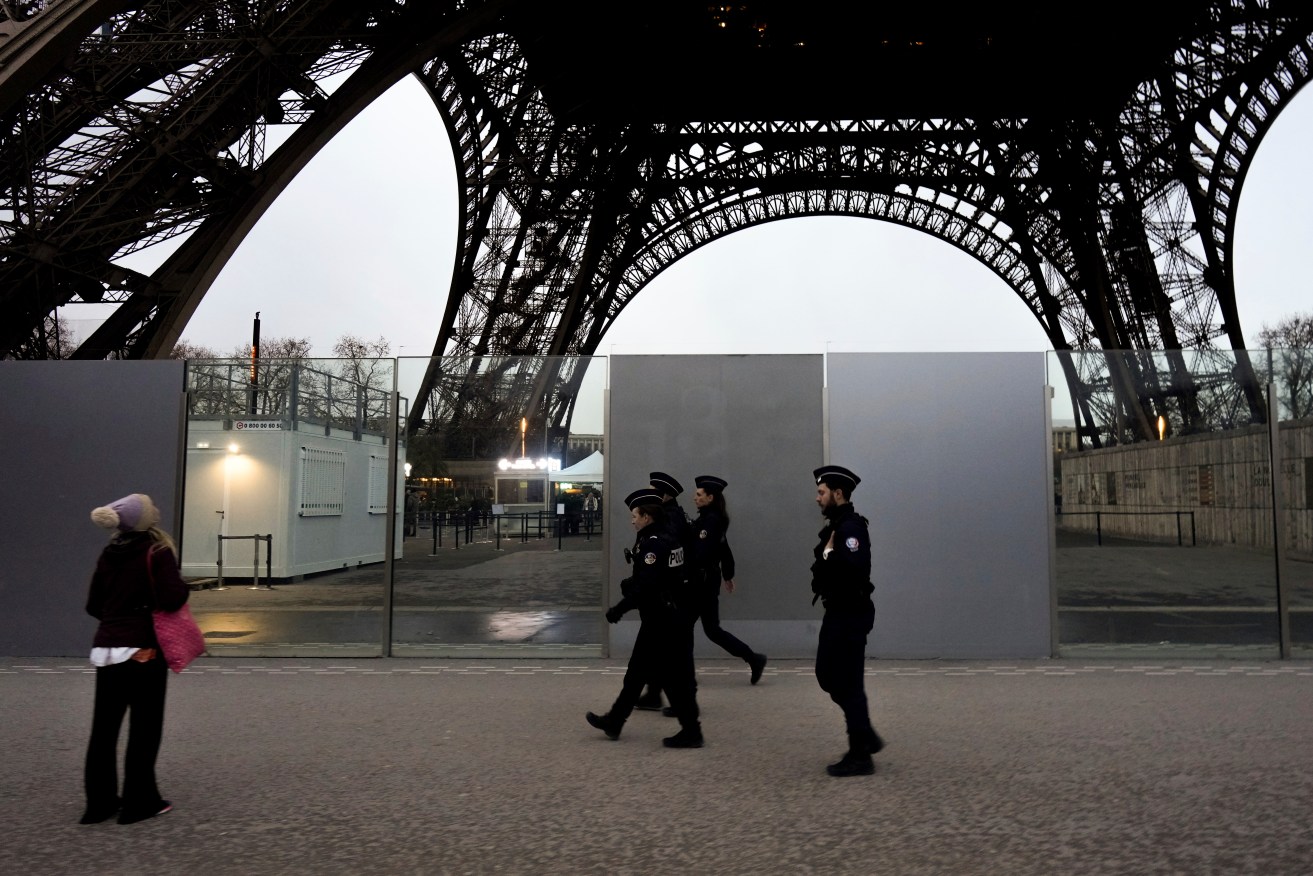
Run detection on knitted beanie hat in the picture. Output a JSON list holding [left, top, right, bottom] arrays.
[[90, 493, 156, 532]]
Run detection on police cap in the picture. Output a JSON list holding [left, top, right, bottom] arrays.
[[625, 488, 665, 510], [814, 465, 860, 494], [648, 472, 683, 496], [694, 475, 728, 494]]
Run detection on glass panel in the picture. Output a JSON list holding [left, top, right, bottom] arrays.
[[390, 355, 607, 657], [180, 357, 396, 657], [1265, 347, 1313, 656], [1049, 349, 1282, 658]]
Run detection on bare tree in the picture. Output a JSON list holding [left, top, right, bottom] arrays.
[[170, 339, 220, 359], [1256, 313, 1313, 421]]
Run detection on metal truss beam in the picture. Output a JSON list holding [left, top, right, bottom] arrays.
[[1, 1, 1310, 452]]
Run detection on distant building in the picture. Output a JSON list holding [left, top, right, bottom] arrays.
[[1052, 425, 1078, 453], [567, 433, 604, 462]]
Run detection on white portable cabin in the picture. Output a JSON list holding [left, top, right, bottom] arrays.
[[179, 360, 405, 581]]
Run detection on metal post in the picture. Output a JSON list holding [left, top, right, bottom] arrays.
[[381, 389, 400, 658], [248, 536, 260, 589], [1096, 511, 1102, 546], [557, 515, 563, 551], [1267, 381, 1291, 658], [1176, 511, 1183, 546], [214, 534, 226, 590], [495, 515, 502, 551]]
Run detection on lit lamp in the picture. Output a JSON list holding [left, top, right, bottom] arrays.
[[1157, 416, 1166, 441], [404, 462, 412, 479]]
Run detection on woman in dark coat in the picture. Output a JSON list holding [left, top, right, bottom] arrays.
[[688, 475, 766, 684], [81, 493, 189, 825]]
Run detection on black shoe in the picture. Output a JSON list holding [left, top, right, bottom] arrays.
[[635, 691, 663, 711], [117, 801, 172, 824], [826, 753, 875, 777], [661, 706, 678, 718], [867, 728, 885, 754], [586, 711, 621, 740], [749, 653, 767, 685], [662, 727, 704, 749], [79, 800, 120, 825]]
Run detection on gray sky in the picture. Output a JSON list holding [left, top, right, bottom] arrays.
[[95, 74, 1311, 405]]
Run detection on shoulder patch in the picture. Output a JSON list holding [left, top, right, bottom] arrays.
[[643, 552, 657, 565], [699, 529, 708, 539], [845, 536, 860, 552]]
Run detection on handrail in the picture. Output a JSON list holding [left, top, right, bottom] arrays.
[[1055, 510, 1196, 546]]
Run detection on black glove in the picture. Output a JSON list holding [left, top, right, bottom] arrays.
[[605, 605, 624, 624]]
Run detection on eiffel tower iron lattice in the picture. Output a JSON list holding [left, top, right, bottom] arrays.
[[1, 1, 1310, 452]]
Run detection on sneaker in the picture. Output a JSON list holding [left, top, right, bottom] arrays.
[[586, 711, 621, 740], [748, 653, 767, 685], [662, 727, 704, 749], [867, 728, 885, 754], [117, 801, 172, 824], [826, 753, 875, 777], [661, 706, 678, 718]]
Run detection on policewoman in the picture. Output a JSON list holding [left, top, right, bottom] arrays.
[[688, 475, 766, 684], [587, 488, 703, 748], [810, 465, 883, 777]]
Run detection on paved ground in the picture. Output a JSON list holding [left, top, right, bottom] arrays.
[[3, 657, 1310, 875]]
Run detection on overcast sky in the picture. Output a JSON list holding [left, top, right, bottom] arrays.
[[89, 72, 1311, 432]]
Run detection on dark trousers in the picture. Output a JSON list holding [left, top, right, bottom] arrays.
[[613, 609, 699, 730], [815, 601, 876, 737], [84, 657, 168, 814], [697, 581, 755, 662]]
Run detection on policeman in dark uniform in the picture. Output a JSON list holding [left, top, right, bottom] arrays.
[[586, 488, 703, 748], [810, 465, 884, 777], [634, 471, 695, 712], [688, 475, 767, 683]]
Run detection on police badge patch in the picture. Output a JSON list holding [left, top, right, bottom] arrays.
[[699, 529, 708, 539], [845, 537, 860, 552], [644, 552, 657, 565]]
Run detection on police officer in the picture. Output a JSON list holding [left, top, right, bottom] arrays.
[[587, 488, 703, 748], [688, 475, 767, 683], [634, 471, 695, 712], [810, 465, 883, 777]]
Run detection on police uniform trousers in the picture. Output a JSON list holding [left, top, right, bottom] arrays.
[[814, 599, 876, 737], [696, 578, 755, 661], [85, 657, 169, 815], [611, 606, 699, 730]]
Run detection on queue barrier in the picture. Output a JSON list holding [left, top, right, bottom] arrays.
[[215, 533, 274, 590]]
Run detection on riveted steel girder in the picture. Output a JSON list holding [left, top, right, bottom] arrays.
[[1, 1, 1310, 451]]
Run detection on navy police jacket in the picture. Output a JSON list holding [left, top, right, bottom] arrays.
[[689, 507, 735, 584], [810, 503, 874, 609], [612, 522, 686, 617]]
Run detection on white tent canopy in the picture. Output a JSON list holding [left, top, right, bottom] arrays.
[[549, 449, 603, 483]]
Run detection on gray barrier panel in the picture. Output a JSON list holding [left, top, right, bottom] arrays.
[[0, 362, 185, 656]]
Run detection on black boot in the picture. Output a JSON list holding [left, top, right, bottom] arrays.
[[586, 711, 623, 740], [748, 653, 767, 685], [662, 723, 704, 748], [826, 733, 874, 777], [635, 686, 663, 711]]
